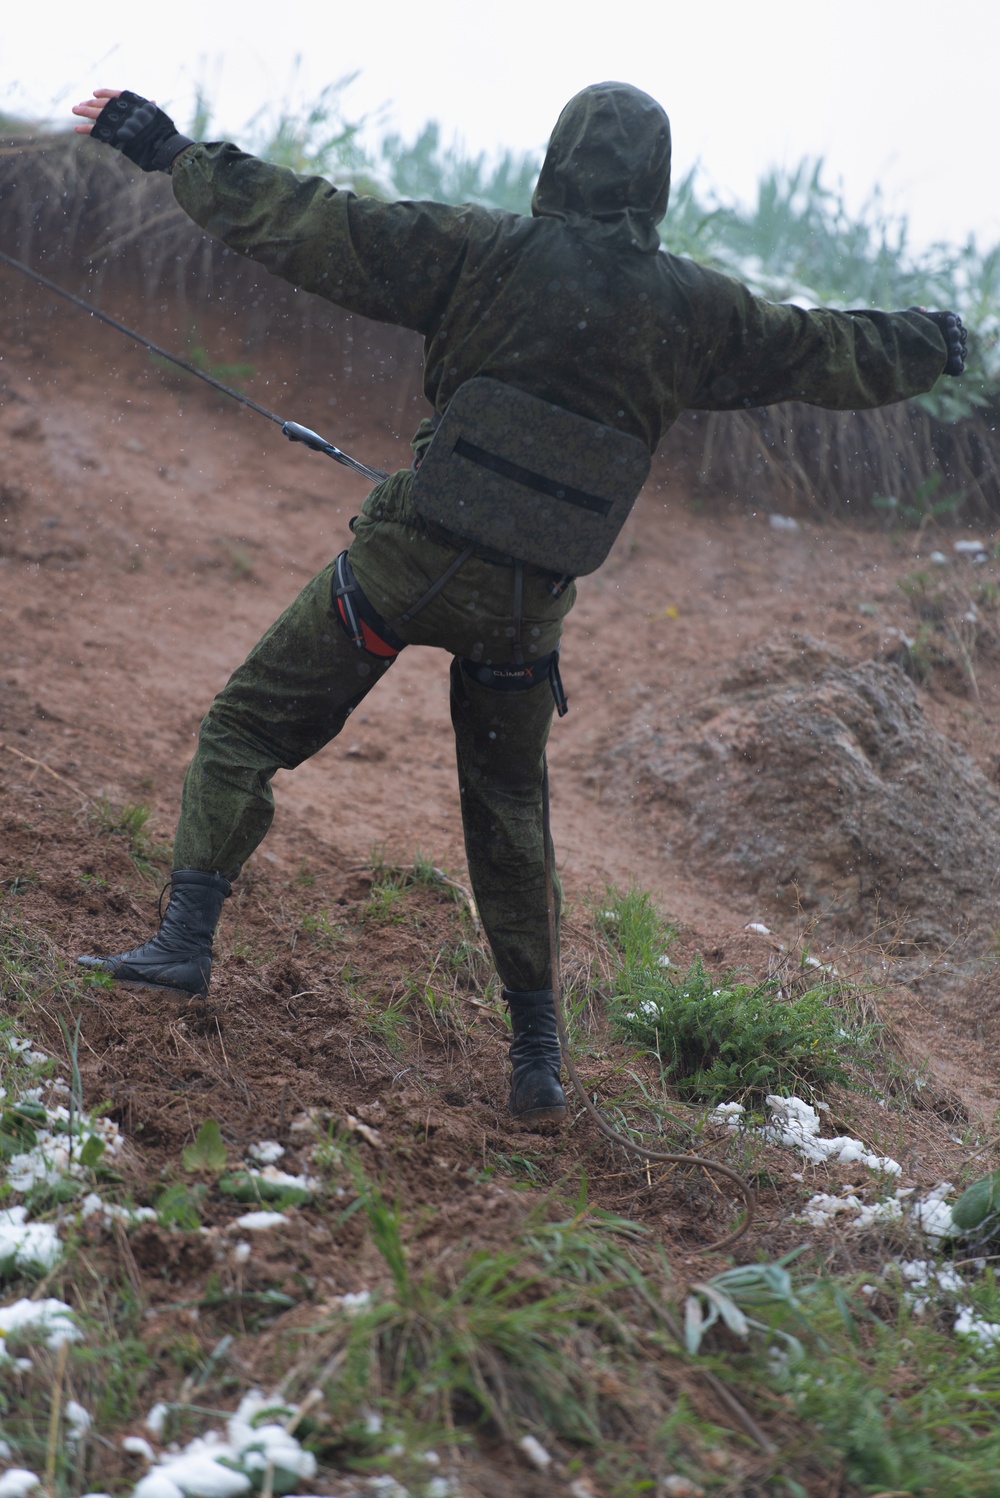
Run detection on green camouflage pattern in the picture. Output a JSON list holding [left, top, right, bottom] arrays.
[[173, 82, 948, 456], [411, 378, 651, 574], [173, 544, 565, 991], [165, 81, 950, 993]]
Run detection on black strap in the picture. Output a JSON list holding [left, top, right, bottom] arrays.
[[511, 561, 525, 666], [389, 542, 476, 633], [451, 435, 614, 518], [458, 648, 569, 716]]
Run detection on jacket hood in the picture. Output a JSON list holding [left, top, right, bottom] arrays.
[[531, 82, 670, 255]]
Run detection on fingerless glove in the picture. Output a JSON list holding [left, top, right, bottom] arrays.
[[90, 90, 193, 173], [911, 307, 968, 378]]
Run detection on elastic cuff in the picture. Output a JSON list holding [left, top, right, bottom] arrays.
[[171, 868, 233, 897], [503, 987, 554, 1006], [156, 133, 195, 173]]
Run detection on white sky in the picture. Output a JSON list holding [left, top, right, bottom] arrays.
[[4, 0, 997, 253]]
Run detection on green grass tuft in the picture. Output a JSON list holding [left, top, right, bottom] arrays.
[[599, 886, 873, 1102]]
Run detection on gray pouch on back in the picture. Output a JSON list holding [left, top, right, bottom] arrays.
[[411, 378, 651, 576]]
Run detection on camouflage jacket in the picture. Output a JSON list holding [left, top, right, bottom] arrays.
[[172, 82, 948, 453]]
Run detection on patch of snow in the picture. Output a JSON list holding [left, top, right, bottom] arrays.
[[247, 1140, 284, 1165], [0, 1473, 41, 1498], [81, 1193, 157, 1229], [800, 1190, 905, 1230], [123, 1436, 156, 1463], [6, 1106, 124, 1195], [911, 1182, 955, 1241], [248, 1165, 316, 1193], [232, 1211, 287, 1231], [518, 1435, 552, 1471], [239, 1423, 316, 1482], [623, 998, 660, 1021], [0, 1297, 80, 1358], [137, 1449, 250, 1498], [954, 1307, 1000, 1347], [745, 922, 771, 935], [134, 1389, 318, 1498], [338, 1290, 373, 1314], [0, 1206, 62, 1272], [132, 1474, 186, 1498], [707, 1102, 745, 1129], [769, 513, 800, 532], [66, 1399, 91, 1444], [765, 1095, 901, 1175], [146, 1402, 169, 1438]]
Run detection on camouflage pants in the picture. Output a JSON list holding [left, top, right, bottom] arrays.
[[173, 469, 577, 992]]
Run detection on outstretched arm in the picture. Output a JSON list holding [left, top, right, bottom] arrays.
[[72, 87, 482, 336], [684, 265, 963, 412]]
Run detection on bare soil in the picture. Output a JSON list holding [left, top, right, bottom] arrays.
[[3, 324, 1000, 1494]]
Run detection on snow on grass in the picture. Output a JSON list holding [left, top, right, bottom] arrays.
[[707, 1095, 901, 1174], [130, 1390, 317, 1498], [232, 1211, 288, 1231], [0, 1018, 156, 1284], [708, 1097, 966, 1253], [0, 1207, 62, 1273], [0, 1297, 80, 1360], [247, 1140, 285, 1164], [0, 1471, 41, 1497], [953, 1306, 1000, 1347], [764, 1095, 902, 1175], [80, 1192, 157, 1228], [6, 1104, 123, 1193]]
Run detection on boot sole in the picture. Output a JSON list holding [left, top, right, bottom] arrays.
[[110, 976, 206, 1000], [510, 1104, 568, 1126]]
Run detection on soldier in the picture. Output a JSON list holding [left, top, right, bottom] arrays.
[[72, 81, 966, 1124]]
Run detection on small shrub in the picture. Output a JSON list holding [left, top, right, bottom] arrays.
[[614, 954, 864, 1102], [599, 888, 869, 1102]]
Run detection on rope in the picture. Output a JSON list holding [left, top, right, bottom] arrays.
[[0, 248, 387, 483], [541, 762, 755, 1254]]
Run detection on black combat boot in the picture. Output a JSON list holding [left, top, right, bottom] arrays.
[[77, 869, 231, 996], [505, 987, 568, 1124]]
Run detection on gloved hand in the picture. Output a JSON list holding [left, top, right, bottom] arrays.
[[88, 90, 193, 174], [910, 307, 968, 377]]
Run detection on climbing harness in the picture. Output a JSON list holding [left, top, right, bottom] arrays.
[[540, 764, 755, 1254], [0, 249, 388, 484], [332, 550, 569, 715], [460, 654, 568, 717], [332, 551, 407, 658]]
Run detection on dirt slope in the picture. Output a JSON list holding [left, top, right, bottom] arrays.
[[4, 324, 1000, 1494], [4, 330, 1000, 1113]]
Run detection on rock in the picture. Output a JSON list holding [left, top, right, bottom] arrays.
[[606, 633, 1000, 950]]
